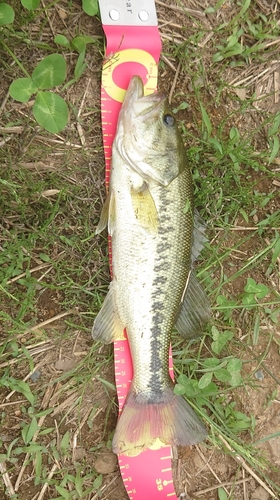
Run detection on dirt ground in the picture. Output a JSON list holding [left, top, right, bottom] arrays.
[[1, 1, 280, 499]]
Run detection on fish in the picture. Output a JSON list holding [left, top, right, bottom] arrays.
[[92, 75, 210, 457]]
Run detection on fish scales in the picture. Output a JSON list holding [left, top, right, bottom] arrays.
[[112, 167, 192, 400], [92, 76, 209, 456]]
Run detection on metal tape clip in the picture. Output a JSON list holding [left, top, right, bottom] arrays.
[[99, 0, 158, 26]]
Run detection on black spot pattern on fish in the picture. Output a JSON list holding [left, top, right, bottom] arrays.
[[150, 300, 163, 310], [154, 262, 169, 272], [158, 214, 171, 226], [145, 187, 175, 399], [153, 275, 168, 286], [157, 241, 172, 253], [147, 325, 166, 401]]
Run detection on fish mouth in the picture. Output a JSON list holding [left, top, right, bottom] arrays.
[[122, 76, 166, 122]]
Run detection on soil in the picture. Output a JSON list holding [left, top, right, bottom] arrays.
[[0, 1, 280, 500]]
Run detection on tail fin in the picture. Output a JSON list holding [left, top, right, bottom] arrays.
[[112, 386, 207, 456]]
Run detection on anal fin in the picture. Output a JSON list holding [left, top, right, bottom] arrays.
[[92, 282, 125, 343], [175, 270, 211, 339]]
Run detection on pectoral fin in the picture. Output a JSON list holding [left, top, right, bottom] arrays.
[[95, 190, 116, 236], [131, 185, 158, 232], [175, 270, 211, 339], [92, 282, 125, 343]]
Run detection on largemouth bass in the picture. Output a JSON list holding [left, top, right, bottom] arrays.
[[93, 76, 210, 457]]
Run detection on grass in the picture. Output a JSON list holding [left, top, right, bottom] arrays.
[[1, 0, 280, 499]]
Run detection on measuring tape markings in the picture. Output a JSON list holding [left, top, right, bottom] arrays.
[[118, 449, 177, 499], [99, 2, 179, 498]]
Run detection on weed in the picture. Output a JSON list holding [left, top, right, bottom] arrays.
[[0, 0, 99, 132]]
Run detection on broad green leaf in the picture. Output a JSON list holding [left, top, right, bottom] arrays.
[[0, 3, 14, 25], [226, 34, 239, 48], [82, 0, 99, 16], [75, 473, 83, 497], [267, 307, 280, 324], [269, 135, 279, 164], [218, 487, 228, 500], [268, 112, 280, 137], [242, 293, 256, 308], [229, 419, 251, 430], [174, 384, 186, 396], [270, 233, 280, 266], [229, 152, 239, 169], [203, 357, 220, 368], [229, 371, 242, 387], [38, 427, 55, 435], [54, 35, 70, 48], [36, 408, 53, 418], [9, 341, 19, 357], [239, 0, 251, 17], [240, 207, 249, 223], [212, 52, 224, 62], [177, 373, 190, 386], [74, 50, 87, 81], [216, 295, 235, 308], [33, 91, 68, 133], [227, 358, 242, 374], [72, 37, 86, 53], [229, 126, 240, 143], [198, 381, 218, 397], [93, 474, 103, 489], [211, 330, 233, 354], [172, 102, 189, 114], [21, 0, 40, 10], [32, 54, 67, 89], [214, 368, 231, 383], [9, 78, 38, 103], [60, 431, 70, 455], [178, 377, 196, 397], [204, 7, 215, 14], [244, 278, 269, 298], [72, 35, 96, 52], [244, 277, 259, 294], [39, 253, 51, 262], [198, 372, 213, 389], [256, 283, 269, 299], [10, 378, 35, 405], [35, 451, 42, 485], [59, 234, 76, 247], [211, 325, 220, 341], [199, 102, 212, 136], [14, 444, 46, 453], [22, 416, 38, 444], [234, 410, 250, 422], [216, 295, 236, 320], [209, 137, 223, 154], [55, 485, 71, 499], [224, 45, 243, 57], [245, 42, 268, 55]]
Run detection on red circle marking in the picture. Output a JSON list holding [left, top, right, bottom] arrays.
[[113, 62, 149, 91]]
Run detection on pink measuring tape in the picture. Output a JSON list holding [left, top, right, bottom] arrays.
[[98, 1, 178, 498]]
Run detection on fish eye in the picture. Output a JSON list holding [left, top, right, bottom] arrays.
[[163, 114, 175, 127]]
